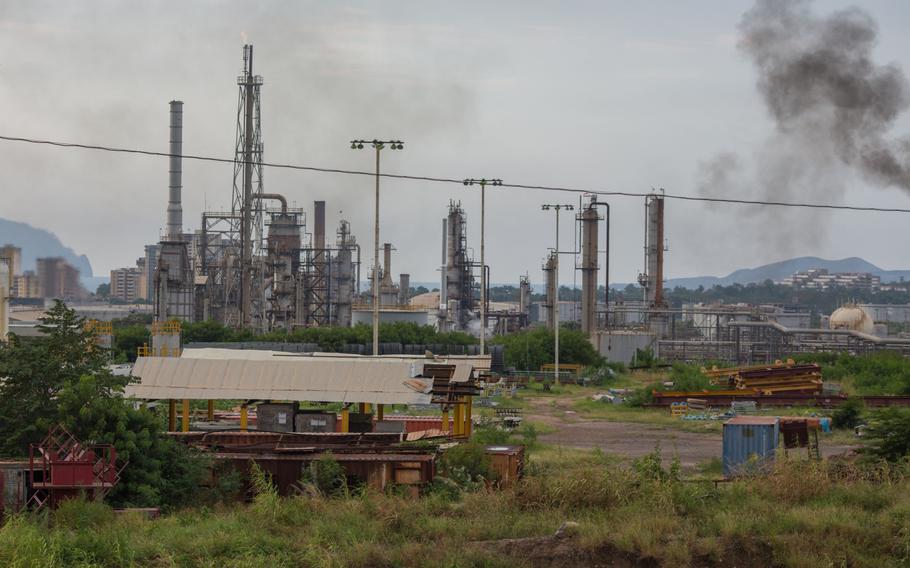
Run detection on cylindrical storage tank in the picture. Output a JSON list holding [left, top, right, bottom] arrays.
[[722, 416, 779, 477]]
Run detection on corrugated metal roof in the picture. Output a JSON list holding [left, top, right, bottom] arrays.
[[126, 356, 432, 405], [182, 349, 480, 380], [725, 416, 780, 425]]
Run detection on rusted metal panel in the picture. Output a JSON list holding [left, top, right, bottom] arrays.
[[484, 445, 525, 487], [0, 461, 29, 516], [216, 451, 435, 494], [380, 416, 444, 434]]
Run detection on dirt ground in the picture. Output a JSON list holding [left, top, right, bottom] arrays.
[[525, 395, 859, 468]]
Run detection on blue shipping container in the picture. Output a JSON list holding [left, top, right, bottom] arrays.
[[723, 416, 779, 477]]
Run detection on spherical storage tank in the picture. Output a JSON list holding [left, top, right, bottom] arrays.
[[829, 304, 874, 334]]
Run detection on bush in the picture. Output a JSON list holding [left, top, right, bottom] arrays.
[[439, 443, 498, 487], [863, 408, 910, 462], [832, 398, 865, 429], [490, 326, 604, 371], [301, 453, 348, 497]]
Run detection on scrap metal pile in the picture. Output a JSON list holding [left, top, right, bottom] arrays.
[[170, 430, 439, 496], [704, 360, 823, 395]]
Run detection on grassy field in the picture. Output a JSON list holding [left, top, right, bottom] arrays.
[[2, 445, 908, 567]]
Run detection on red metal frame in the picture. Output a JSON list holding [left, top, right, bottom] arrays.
[[27, 425, 126, 510]]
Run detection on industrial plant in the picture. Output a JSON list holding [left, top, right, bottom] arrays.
[[4, 44, 910, 367]]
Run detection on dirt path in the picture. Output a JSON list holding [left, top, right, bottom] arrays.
[[525, 395, 858, 467]]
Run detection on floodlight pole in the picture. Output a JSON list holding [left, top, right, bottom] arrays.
[[542, 203, 574, 385], [351, 139, 404, 356], [463, 178, 502, 356]]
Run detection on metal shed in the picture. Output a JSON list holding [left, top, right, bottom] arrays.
[[722, 416, 780, 477]]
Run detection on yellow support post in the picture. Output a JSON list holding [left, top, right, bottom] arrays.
[[341, 406, 350, 433], [454, 398, 464, 436], [376, 404, 384, 421], [358, 402, 367, 414], [207, 400, 215, 421], [168, 400, 176, 432], [181, 399, 190, 432], [465, 396, 473, 438], [442, 407, 450, 434], [240, 404, 248, 431]]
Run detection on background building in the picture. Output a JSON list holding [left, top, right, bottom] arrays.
[[0, 245, 22, 277], [110, 267, 143, 303], [779, 269, 880, 291], [36, 257, 84, 300]]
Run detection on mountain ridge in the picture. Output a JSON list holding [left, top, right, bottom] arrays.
[[666, 256, 910, 290], [0, 217, 101, 289]]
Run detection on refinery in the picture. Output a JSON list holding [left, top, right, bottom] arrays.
[[7, 44, 909, 365], [4, 2, 910, 566]]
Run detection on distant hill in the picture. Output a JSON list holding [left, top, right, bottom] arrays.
[[667, 257, 910, 290], [0, 218, 102, 289]]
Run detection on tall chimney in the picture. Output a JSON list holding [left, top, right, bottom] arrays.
[[167, 100, 183, 240], [399, 274, 410, 306], [314, 201, 326, 250], [382, 243, 393, 287]]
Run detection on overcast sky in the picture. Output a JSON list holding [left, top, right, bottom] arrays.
[[2, 0, 910, 286]]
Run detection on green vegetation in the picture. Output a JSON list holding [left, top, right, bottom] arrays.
[[625, 363, 717, 407], [489, 326, 604, 371], [863, 408, 910, 462], [2, 449, 909, 566], [182, 320, 477, 351], [0, 301, 206, 508], [832, 398, 865, 429], [792, 351, 910, 395], [95, 282, 110, 298]]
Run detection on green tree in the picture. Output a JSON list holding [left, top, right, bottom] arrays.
[[863, 408, 910, 462], [95, 283, 110, 297], [490, 326, 603, 371], [0, 300, 108, 455], [55, 374, 207, 507], [112, 325, 151, 363], [0, 301, 206, 508]]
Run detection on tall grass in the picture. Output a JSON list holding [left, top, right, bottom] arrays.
[[1, 451, 909, 567]]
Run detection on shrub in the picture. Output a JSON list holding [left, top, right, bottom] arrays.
[[832, 398, 864, 429], [439, 443, 498, 487], [302, 453, 348, 497], [863, 408, 910, 462]]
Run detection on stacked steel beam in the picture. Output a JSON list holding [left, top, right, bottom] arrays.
[[704, 360, 823, 395]]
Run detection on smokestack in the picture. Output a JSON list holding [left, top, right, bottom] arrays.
[[399, 274, 410, 306], [440, 218, 447, 305], [167, 100, 183, 241], [314, 201, 325, 250], [382, 243, 393, 287]]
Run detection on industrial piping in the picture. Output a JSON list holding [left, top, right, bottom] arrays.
[[257, 193, 288, 212]]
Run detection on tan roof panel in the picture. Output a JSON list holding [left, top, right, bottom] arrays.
[[126, 356, 432, 405]]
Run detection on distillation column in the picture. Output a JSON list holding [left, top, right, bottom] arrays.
[[580, 205, 599, 335]]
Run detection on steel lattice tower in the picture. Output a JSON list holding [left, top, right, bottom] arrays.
[[232, 44, 265, 329]]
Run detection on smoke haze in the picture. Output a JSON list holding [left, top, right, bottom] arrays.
[[697, 0, 910, 254]]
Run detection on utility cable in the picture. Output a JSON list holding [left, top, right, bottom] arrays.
[[2, 134, 910, 214]]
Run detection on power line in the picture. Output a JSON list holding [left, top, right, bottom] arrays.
[[2, 133, 910, 214]]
